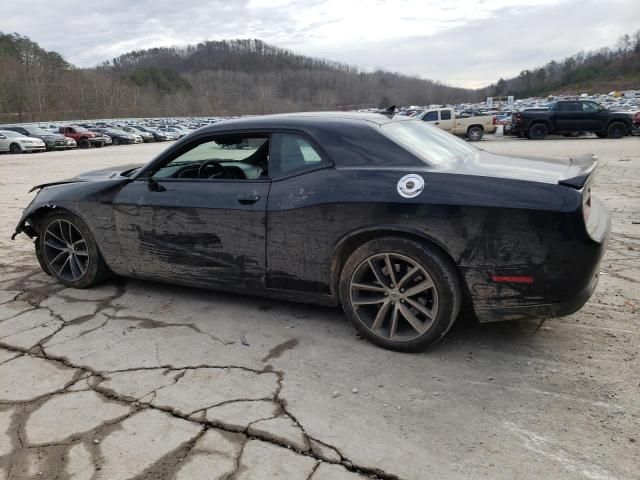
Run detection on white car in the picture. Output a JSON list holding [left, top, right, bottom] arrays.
[[0, 130, 46, 153], [157, 126, 184, 140]]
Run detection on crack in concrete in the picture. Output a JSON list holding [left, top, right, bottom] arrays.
[[224, 434, 249, 480], [0, 342, 395, 479], [105, 311, 237, 346], [0, 268, 398, 480]]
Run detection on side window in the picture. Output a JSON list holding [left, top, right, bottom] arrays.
[[270, 133, 327, 177], [423, 111, 439, 122], [582, 102, 599, 113], [440, 110, 452, 120], [153, 134, 269, 181], [560, 102, 580, 112]]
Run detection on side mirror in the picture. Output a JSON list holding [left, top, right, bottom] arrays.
[[147, 177, 166, 192]]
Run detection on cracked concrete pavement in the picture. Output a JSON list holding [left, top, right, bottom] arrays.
[[0, 137, 638, 479]]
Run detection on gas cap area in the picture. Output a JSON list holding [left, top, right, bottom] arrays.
[[397, 174, 425, 198]]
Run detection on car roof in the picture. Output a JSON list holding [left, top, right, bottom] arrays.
[[198, 111, 411, 133]]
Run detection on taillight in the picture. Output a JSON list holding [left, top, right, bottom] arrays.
[[583, 187, 592, 223], [515, 113, 522, 124], [492, 116, 497, 125]]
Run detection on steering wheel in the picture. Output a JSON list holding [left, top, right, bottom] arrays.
[[198, 160, 226, 179]]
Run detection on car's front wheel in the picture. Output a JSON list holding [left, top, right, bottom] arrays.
[[339, 237, 461, 352], [9, 143, 22, 154], [36, 211, 111, 288]]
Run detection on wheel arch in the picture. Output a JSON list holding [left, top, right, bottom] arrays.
[[528, 119, 550, 129], [607, 119, 630, 132], [17, 204, 84, 238], [329, 225, 465, 300], [466, 124, 484, 132]]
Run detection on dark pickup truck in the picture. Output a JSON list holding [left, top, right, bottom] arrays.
[[511, 100, 632, 140]]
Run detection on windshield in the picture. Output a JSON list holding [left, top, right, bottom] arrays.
[[0, 130, 23, 138], [73, 126, 88, 132], [25, 127, 52, 135], [380, 120, 477, 167]]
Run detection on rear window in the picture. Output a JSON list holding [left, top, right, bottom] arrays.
[[380, 120, 477, 167]]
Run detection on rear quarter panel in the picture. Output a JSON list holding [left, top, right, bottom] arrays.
[[266, 167, 567, 301]]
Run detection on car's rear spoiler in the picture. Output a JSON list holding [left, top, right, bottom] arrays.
[[558, 153, 598, 189]]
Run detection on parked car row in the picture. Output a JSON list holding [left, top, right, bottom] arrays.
[[393, 90, 640, 141], [0, 118, 207, 153], [0, 125, 76, 152]]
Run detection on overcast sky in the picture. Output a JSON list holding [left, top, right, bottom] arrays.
[[2, 0, 639, 88]]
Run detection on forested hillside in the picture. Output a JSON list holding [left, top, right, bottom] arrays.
[[0, 36, 477, 122], [1, 31, 639, 123], [488, 31, 640, 98]]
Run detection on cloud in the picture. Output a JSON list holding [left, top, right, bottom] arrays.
[[1, 0, 638, 88]]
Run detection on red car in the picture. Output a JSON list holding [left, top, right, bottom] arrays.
[[58, 126, 105, 149]]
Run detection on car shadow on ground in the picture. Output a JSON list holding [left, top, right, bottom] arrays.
[[102, 275, 548, 356]]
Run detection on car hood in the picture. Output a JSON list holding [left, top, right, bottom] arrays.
[[458, 150, 597, 189], [30, 164, 143, 191]]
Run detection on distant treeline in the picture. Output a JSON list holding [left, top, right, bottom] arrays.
[[1, 32, 639, 123], [0, 36, 477, 122], [490, 31, 640, 98]]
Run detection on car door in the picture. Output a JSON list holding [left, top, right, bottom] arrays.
[[112, 132, 271, 290], [581, 101, 608, 131], [555, 101, 584, 131], [0, 132, 8, 152], [438, 109, 455, 132], [420, 110, 439, 126]]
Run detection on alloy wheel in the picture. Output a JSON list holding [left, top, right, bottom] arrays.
[[349, 253, 439, 342], [43, 219, 90, 282]]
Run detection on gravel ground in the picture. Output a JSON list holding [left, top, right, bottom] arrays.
[[0, 135, 638, 480]]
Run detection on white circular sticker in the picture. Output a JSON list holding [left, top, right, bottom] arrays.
[[397, 174, 425, 198]]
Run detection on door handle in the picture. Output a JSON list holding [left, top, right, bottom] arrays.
[[237, 194, 260, 205]]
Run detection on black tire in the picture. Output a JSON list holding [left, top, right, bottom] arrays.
[[36, 211, 111, 288], [112, 138, 121, 146], [595, 132, 608, 139], [78, 138, 90, 149], [9, 143, 22, 154], [94, 142, 103, 148], [527, 123, 548, 140], [466, 126, 483, 141], [607, 122, 626, 139], [339, 237, 461, 352]]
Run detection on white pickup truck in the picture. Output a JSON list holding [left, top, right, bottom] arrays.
[[414, 108, 496, 141]]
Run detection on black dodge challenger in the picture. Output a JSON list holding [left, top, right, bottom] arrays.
[[13, 112, 610, 351]]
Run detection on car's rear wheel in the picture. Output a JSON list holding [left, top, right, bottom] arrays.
[[607, 122, 626, 139], [466, 126, 483, 141], [527, 123, 548, 140], [78, 138, 90, 149], [36, 211, 111, 288], [339, 237, 461, 352], [112, 138, 121, 146], [9, 143, 22, 154]]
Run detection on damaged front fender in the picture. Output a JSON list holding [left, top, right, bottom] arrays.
[[12, 203, 60, 240]]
